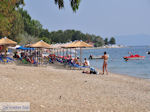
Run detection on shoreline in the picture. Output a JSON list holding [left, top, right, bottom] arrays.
[[108, 71, 150, 81], [82, 45, 126, 50], [0, 64, 150, 112]]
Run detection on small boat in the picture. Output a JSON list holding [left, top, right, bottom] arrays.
[[123, 54, 145, 60], [89, 55, 102, 59]]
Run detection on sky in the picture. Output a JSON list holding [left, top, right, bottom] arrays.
[[24, 0, 150, 45]]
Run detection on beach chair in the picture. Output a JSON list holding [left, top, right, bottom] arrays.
[[49, 58, 54, 64], [56, 58, 63, 63], [22, 59, 29, 64], [0, 57, 14, 63], [31, 58, 38, 65], [68, 62, 90, 70], [6, 57, 14, 63], [0, 57, 4, 63]]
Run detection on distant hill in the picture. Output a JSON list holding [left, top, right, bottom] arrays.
[[115, 34, 150, 46]]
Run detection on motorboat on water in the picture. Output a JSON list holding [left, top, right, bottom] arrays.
[[123, 54, 145, 60], [89, 54, 109, 59], [89, 55, 102, 59]]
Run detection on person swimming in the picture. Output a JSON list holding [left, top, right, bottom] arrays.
[[102, 51, 108, 75]]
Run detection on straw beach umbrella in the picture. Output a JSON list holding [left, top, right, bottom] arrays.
[[0, 37, 17, 46], [0, 37, 17, 56], [67, 40, 92, 48], [29, 40, 51, 64], [64, 40, 93, 63], [29, 40, 51, 48]]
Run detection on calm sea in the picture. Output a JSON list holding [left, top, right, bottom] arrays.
[[80, 46, 150, 79]]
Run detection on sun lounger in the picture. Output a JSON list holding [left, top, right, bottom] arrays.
[[68, 62, 90, 69], [0, 57, 14, 63]]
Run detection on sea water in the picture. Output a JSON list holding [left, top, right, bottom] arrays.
[[80, 46, 150, 79]]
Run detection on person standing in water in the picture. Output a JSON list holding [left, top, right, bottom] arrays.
[[102, 51, 108, 75]]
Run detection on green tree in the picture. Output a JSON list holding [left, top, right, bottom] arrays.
[[15, 32, 39, 45], [109, 37, 116, 45], [0, 0, 18, 37], [0, 0, 24, 38], [71, 31, 82, 41], [39, 29, 50, 38], [10, 10, 24, 39], [18, 8, 42, 37], [94, 36, 104, 47], [40, 37, 51, 44], [54, 0, 81, 12], [104, 38, 109, 45]]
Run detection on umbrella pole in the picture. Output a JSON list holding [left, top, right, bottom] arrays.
[[57, 49, 58, 57], [75, 48, 76, 58], [38, 48, 39, 65], [42, 48, 43, 65], [4, 46, 7, 57], [53, 48, 55, 55], [63, 48, 64, 57], [61, 48, 62, 56], [58, 49, 59, 56], [66, 49, 68, 57], [70, 48, 71, 59], [39, 48, 40, 65], [37, 48, 38, 64], [60, 48, 61, 56], [80, 47, 82, 65], [35, 48, 37, 65], [40, 48, 42, 65]]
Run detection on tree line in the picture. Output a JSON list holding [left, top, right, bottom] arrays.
[[0, 0, 116, 46]]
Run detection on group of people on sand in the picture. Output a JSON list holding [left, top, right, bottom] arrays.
[[13, 49, 109, 75], [83, 51, 109, 75]]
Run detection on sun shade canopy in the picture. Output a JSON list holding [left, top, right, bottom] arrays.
[[64, 40, 93, 48], [29, 40, 51, 48], [0, 37, 17, 46]]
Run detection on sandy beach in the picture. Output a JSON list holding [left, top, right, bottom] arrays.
[[0, 64, 150, 112]]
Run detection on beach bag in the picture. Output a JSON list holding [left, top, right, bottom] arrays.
[[90, 67, 97, 74]]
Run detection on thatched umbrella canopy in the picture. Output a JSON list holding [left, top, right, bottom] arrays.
[[63, 40, 93, 63], [61, 42, 74, 58], [0, 37, 17, 46], [0, 37, 17, 56], [29, 40, 51, 48], [62, 41, 77, 48], [27, 40, 51, 65], [63, 40, 92, 48], [72, 41, 92, 48]]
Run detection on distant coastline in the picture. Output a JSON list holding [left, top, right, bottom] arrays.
[[83, 44, 125, 49]]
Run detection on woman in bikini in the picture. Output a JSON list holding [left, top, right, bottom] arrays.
[[102, 51, 108, 75]]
